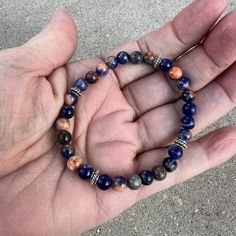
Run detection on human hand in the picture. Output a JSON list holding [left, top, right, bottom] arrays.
[[0, 0, 236, 235]]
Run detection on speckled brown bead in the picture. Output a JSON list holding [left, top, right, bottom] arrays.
[[85, 71, 98, 84], [112, 176, 127, 192], [56, 118, 70, 131], [152, 166, 167, 181], [67, 156, 83, 171], [143, 52, 156, 65], [168, 67, 183, 80], [64, 93, 77, 106]]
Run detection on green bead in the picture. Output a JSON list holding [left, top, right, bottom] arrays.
[[127, 175, 142, 190]]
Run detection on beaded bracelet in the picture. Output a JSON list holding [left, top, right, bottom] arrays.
[[55, 51, 196, 191]]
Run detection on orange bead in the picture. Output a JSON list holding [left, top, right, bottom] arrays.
[[67, 156, 82, 171], [168, 67, 183, 80], [56, 118, 70, 131]]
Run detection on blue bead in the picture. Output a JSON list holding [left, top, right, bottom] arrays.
[[96, 64, 109, 76], [177, 77, 192, 90], [60, 145, 75, 159], [69, 92, 78, 106], [163, 157, 177, 172], [60, 106, 74, 119], [97, 174, 113, 190], [159, 59, 173, 72], [182, 102, 197, 116], [105, 56, 118, 69], [181, 89, 195, 102], [78, 164, 94, 180], [117, 51, 130, 64], [178, 128, 192, 141], [139, 170, 154, 185], [168, 145, 183, 160], [74, 78, 88, 91], [181, 116, 195, 130]]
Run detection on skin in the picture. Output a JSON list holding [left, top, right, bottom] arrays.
[[0, 0, 236, 235]]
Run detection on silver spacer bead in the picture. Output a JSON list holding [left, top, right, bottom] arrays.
[[175, 138, 187, 149], [152, 56, 163, 69], [70, 87, 82, 97], [90, 170, 100, 185]]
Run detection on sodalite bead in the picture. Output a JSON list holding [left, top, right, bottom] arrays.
[[105, 56, 118, 69], [127, 175, 142, 190], [182, 102, 197, 116], [60, 145, 75, 159], [159, 59, 173, 72], [64, 93, 78, 106], [178, 128, 192, 141], [139, 170, 154, 185], [152, 166, 167, 181], [177, 77, 192, 90], [58, 130, 72, 145], [97, 174, 113, 191], [74, 78, 88, 91], [163, 157, 177, 172], [112, 176, 127, 192], [60, 106, 74, 119], [130, 51, 143, 64], [78, 164, 94, 180], [96, 63, 109, 76], [181, 116, 195, 130], [168, 145, 183, 160], [117, 51, 130, 64], [181, 89, 195, 102]]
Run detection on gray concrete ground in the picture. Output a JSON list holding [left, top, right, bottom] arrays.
[[0, 0, 235, 235]]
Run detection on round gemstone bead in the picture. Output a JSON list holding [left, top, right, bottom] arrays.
[[152, 166, 167, 181], [60, 144, 75, 159], [182, 102, 197, 116], [78, 164, 94, 180], [60, 106, 74, 119], [130, 51, 143, 64], [168, 145, 183, 160], [178, 128, 192, 141], [159, 59, 173, 72], [181, 116, 195, 130], [97, 174, 113, 191], [58, 130, 72, 145], [67, 156, 82, 171], [168, 67, 183, 80], [143, 51, 156, 65], [105, 56, 118, 69], [112, 176, 127, 192], [85, 71, 98, 84], [55, 118, 70, 131], [163, 157, 177, 172], [177, 77, 192, 90], [181, 89, 195, 102], [139, 170, 154, 185], [64, 93, 78, 106], [74, 78, 88, 91], [117, 51, 130, 64], [96, 63, 109, 76], [127, 175, 142, 190]]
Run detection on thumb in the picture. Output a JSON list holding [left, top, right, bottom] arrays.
[[0, 9, 78, 77]]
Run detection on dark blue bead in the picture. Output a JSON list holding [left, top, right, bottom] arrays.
[[182, 102, 197, 116], [97, 174, 113, 190], [139, 170, 154, 185], [159, 59, 173, 72], [181, 89, 195, 102], [163, 157, 177, 172], [74, 78, 88, 91], [178, 128, 192, 141], [177, 77, 192, 90], [130, 51, 143, 64], [60, 145, 75, 159], [168, 145, 183, 160], [117, 51, 130, 64], [78, 164, 94, 180], [181, 116, 195, 130], [60, 106, 74, 119], [105, 56, 118, 69]]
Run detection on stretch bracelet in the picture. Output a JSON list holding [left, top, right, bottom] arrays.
[[55, 51, 197, 191]]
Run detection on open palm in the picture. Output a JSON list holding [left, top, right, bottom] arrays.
[[0, 1, 236, 235]]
